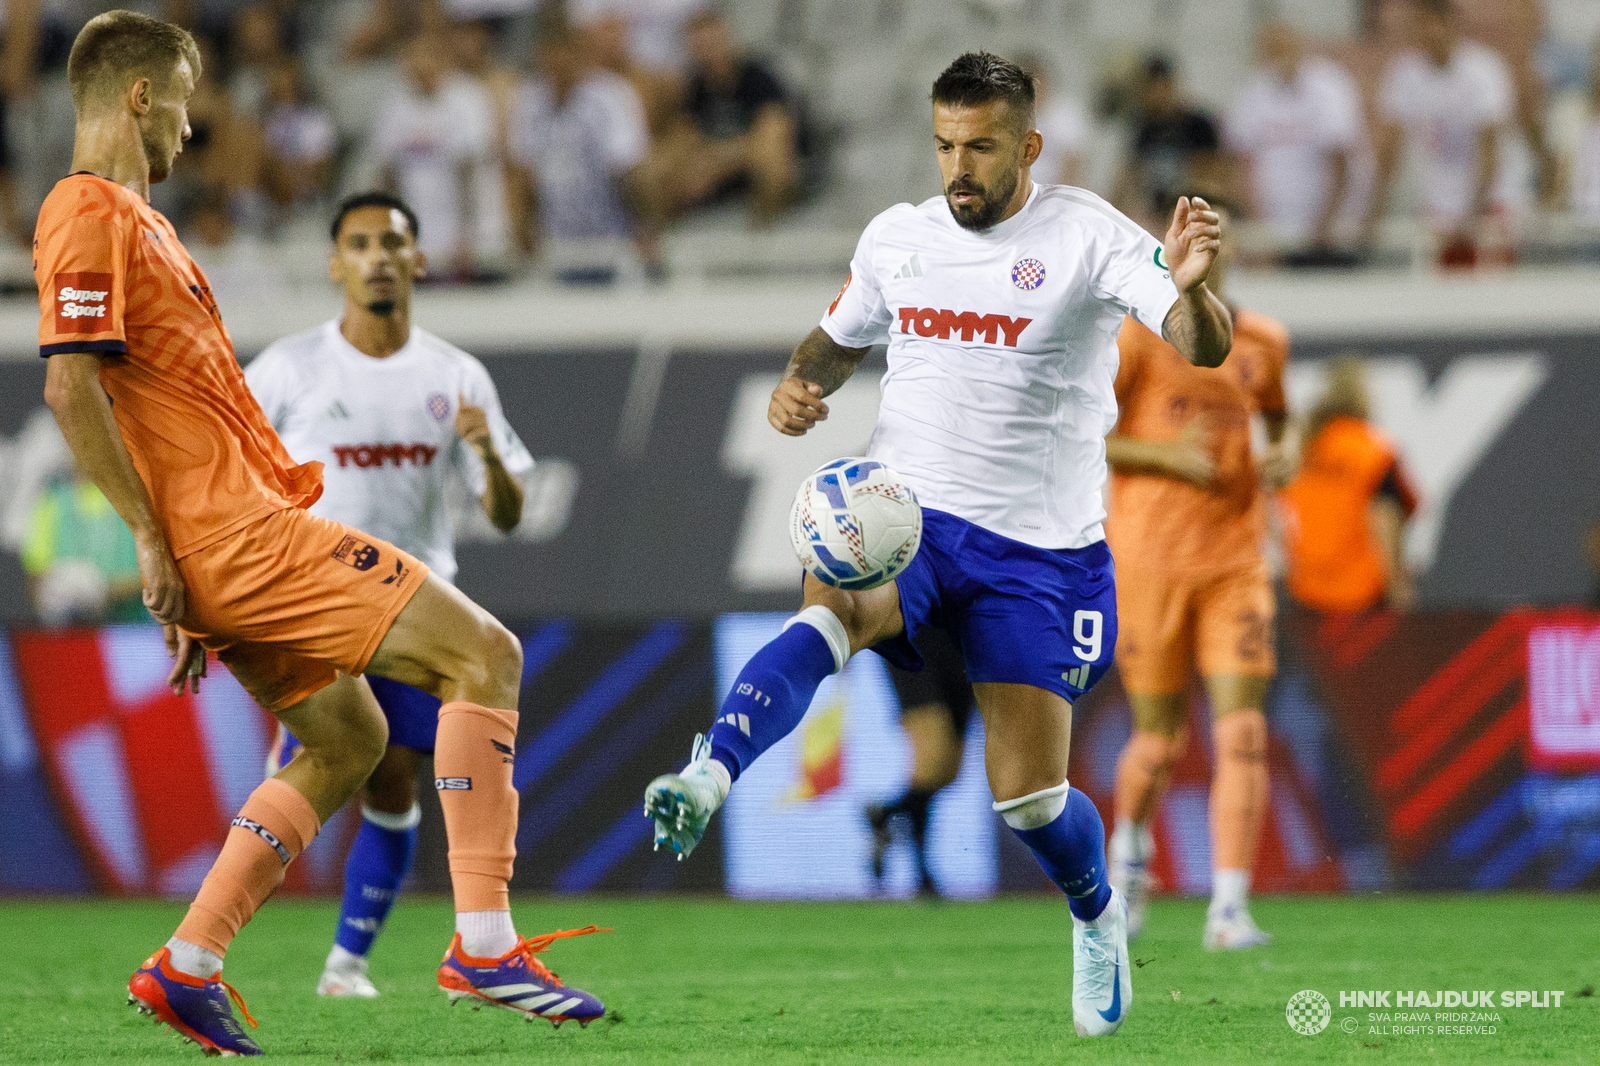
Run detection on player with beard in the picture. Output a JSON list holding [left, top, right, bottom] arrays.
[[247, 192, 534, 998], [643, 51, 1231, 1037]]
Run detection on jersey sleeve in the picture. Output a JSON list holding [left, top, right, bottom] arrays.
[[455, 359, 535, 498], [1089, 208, 1179, 335], [34, 211, 130, 358], [819, 221, 892, 348]]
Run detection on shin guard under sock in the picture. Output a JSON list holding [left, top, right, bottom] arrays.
[[434, 702, 519, 913], [333, 804, 421, 957], [175, 777, 322, 958], [998, 784, 1113, 921], [708, 607, 847, 782]]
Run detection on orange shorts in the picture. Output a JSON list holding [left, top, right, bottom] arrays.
[[1114, 560, 1275, 696], [177, 507, 429, 712]]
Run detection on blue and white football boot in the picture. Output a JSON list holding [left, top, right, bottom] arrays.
[[1073, 887, 1132, 1037], [642, 734, 729, 860]]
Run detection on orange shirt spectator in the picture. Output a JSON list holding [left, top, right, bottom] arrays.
[[1281, 397, 1419, 613]]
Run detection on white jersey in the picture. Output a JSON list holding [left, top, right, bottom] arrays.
[[245, 321, 533, 583], [821, 183, 1179, 550]]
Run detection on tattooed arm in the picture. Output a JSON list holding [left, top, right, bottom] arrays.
[[1159, 196, 1232, 369], [767, 327, 873, 436]]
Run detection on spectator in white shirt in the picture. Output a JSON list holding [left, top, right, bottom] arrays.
[[372, 31, 500, 280], [568, 0, 707, 75], [1368, 0, 1519, 261], [508, 22, 651, 266], [262, 58, 337, 209], [1226, 22, 1363, 252]]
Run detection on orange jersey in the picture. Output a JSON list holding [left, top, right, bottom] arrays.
[[34, 173, 322, 558], [1280, 415, 1419, 612], [1106, 309, 1288, 574]]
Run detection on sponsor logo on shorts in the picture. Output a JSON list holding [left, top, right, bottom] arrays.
[[231, 815, 291, 865], [331, 535, 381, 571], [54, 272, 114, 333], [435, 777, 473, 790]]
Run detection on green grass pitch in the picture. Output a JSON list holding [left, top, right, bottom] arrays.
[[1, 894, 1596, 1065]]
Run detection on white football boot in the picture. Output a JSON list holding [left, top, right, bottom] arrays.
[[1072, 887, 1133, 1037], [317, 947, 379, 998], [1107, 824, 1155, 940], [643, 734, 730, 860], [1203, 903, 1272, 950]]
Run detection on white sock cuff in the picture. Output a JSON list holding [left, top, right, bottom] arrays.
[[361, 803, 422, 832], [784, 605, 850, 674], [992, 779, 1071, 830]]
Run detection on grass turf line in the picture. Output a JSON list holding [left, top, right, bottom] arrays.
[[0, 894, 1595, 1065]]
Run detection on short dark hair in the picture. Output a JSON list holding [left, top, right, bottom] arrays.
[[68, 10, 202, 111], [330, 191, 420, 243], [1411, 0, 1456, 19], [930, 52, 1035, 127]]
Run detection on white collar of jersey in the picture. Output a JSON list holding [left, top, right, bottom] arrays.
[[937, 179, 1041, 242], [326, 318, 422, 367]]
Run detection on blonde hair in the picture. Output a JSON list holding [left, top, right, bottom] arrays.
[[1301, 354, 1372, 457], [67, 10, 201, 112]]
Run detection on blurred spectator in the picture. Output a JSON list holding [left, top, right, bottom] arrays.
[[228, 1, 287, 121], [586, 13, 680, 134], [0, 0, 39, 247], [1226, 22, 1363, 256], [156, 43, 271, 233], [372, 30, 502, 279], [1280, 357, 1420, 614], [1368, 0, 1521, 267], [508, 22, 650, 266], [261, 57, 337, 208], [1555, 36, 1600, 224], [1021, 55, 1089, 187], [1114, 54, 1225, 230], [450, 16, 518, 272], [636, 10, 796, 226], [346, 0, 430, 61], [22, 469, 146, 626], [568, 0, 706, 75], [185, 189, 289, 307]]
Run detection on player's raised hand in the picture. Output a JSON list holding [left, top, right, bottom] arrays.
[[136, 534, 186, 626], [164, 624, 206, 695], [769, 378, 829, 436], [455, 393, 494, 457], [1163, 196, 1223, 294]]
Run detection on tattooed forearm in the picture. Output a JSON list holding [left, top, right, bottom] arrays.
[[786, 327, 871, 397], [1162, 287, 1233, 369]]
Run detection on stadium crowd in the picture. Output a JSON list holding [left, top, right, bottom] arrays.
[[0, 0, 1596, 279]]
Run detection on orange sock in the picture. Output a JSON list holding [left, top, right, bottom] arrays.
[[174, 777, 321, 958], [435, 701, 520, 913], [1211, 710, 1269, 871]]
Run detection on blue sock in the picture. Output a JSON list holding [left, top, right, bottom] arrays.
[[333, 805, 420, 957], [708, 613, 842, 783], [1010, 788, 1113, 921]]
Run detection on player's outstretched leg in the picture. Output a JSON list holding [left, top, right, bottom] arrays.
[[130, 674, 388, 1055], [644, 577, 900, 859], [1109, 693, 1186, 940], [365, 574, 608, 1026], [1203, 675, 1272, 951], [981, 682, 1130, 1038]]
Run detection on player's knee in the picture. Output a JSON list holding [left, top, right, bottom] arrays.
[[1215, 710, 1267, 762], [1130, 729, 1184, 773]]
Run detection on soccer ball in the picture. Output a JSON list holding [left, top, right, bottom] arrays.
[[789, 458, 922, 591]]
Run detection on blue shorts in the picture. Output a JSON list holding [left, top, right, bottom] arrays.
[[871, 509, 1118, 704], [366, 675, 441, 752]]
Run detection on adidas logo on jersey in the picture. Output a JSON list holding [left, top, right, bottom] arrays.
[[894, 254, 925, 279], [717, 712, 751, 736], [325, 401, 350, 419], [896, 307, 1032, 347]]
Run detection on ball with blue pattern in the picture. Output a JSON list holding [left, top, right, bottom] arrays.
[[790, 458, 923, 591]]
